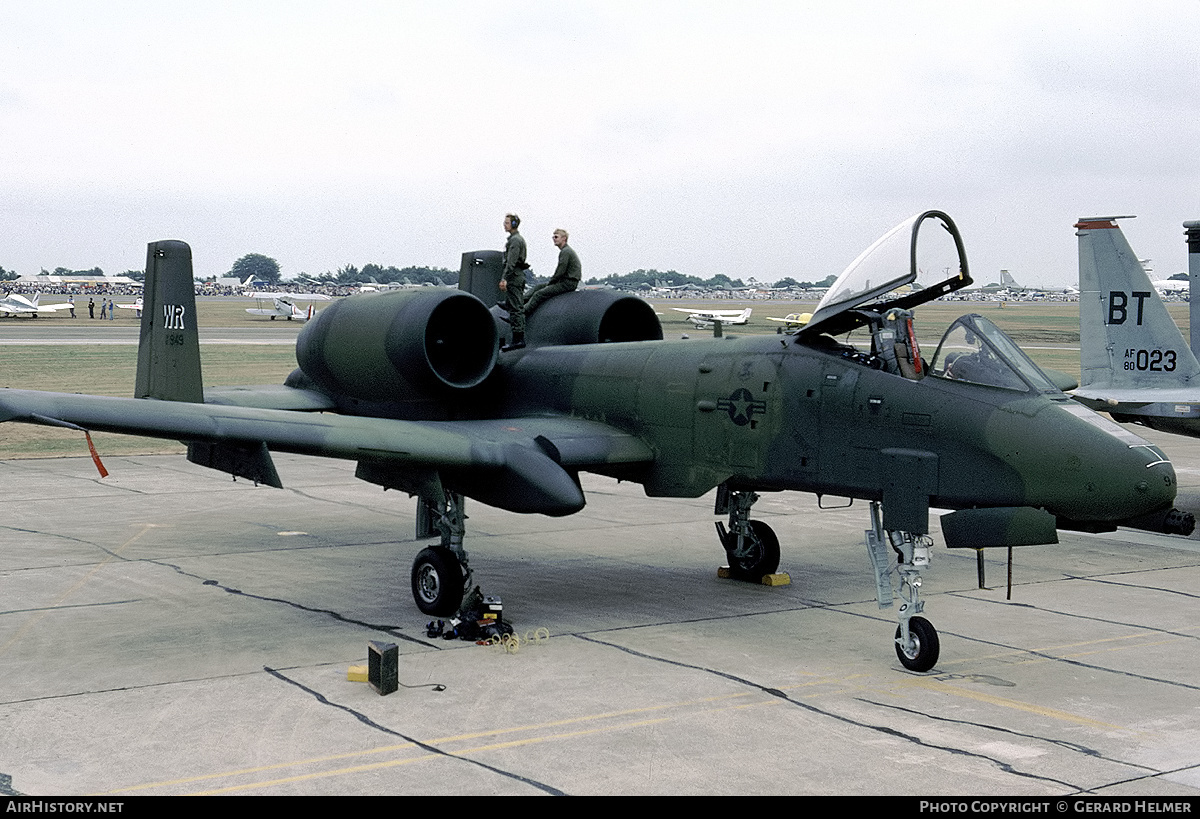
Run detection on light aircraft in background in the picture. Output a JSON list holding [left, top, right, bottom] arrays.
[[766, 312, 809, 332], [246, 292, 332, 321], [0, 293, 72, 318], [1073, 215, 1200, 438], [116, 297, 144, 316], [671, 307, 752, 328], [1, 211, 1192, 673]]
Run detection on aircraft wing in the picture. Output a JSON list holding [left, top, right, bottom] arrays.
[[1, 298, 72, 313], [0, 389, 653, 516], [671, 308, 746, 317]]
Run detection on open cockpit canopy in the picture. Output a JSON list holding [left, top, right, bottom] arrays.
[[802, 210, 971, 337]]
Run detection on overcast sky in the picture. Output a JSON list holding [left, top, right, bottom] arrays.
[[2, 1, 1198, 286]]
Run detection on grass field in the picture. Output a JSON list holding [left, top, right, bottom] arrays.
[[1, 295, 1192, 460]]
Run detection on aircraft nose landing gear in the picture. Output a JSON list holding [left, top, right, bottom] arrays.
[[866, 500, 940, 672]]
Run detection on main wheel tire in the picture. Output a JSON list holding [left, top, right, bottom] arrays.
[[894, 616, 940, 672], [724, 519, 781, 581], [411, 546, 465, 616]]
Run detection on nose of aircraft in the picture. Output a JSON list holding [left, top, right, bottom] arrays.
[[1024, 400, 1178, 526]]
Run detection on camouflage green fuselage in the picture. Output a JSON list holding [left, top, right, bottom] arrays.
[[498, 332, 1175, 528]]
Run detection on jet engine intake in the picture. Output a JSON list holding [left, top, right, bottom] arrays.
[[523, 289, 663, 347], [296, 289, 498, 401]]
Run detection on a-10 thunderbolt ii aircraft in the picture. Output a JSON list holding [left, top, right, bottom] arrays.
[[1073, 215, 1200, 438], [0, 211, 1191, 672]]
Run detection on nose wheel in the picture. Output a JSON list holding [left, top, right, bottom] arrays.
[[894, 615, 939, 672]]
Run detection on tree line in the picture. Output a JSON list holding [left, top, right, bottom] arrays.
[[586, 269, 837, 289], [0, 265, 143, 282], [7, 255, 826, 290], [215, 254, 458, 288]]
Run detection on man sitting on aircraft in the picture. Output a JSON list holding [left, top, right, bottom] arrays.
[[526, 228, 582, 316]]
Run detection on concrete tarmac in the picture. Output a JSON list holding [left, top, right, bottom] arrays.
[[3, 427, 1200, 796]]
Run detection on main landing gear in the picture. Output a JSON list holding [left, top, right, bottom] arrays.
[[865, 500, 939, 672], [411, 491, 473, 616], [714, 484, 781, 581]]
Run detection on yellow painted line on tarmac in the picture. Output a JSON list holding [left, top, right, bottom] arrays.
[[190, 717, 674, 794], [100, 693, 758, 795], [101, 669, 906, 794], [901, 676, 1125, 731]]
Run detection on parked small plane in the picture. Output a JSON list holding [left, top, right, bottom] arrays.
[[116, 297, 144, 316], [671, 307, 752, 328], [766, 312, 810, 332], [246, 292, 331, 321], [1073, 215, 1200, 437], [0, 211, 1191, 672], [0, 292, 72, 317]]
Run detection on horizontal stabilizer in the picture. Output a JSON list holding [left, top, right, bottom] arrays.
[[204, 385, 338, 412]]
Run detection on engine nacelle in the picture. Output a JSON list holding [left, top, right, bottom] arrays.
[[521, 288, 662, 347], [296, 289, 498, 402]]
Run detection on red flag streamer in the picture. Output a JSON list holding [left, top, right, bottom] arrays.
[[85, 431, 109, 478]]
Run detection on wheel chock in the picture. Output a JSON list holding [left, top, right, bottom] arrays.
[[716, 567, 791, 586], [347, 665, 368, 682]]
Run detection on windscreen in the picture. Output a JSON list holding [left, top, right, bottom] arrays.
[[928, 314, 1060, 393]]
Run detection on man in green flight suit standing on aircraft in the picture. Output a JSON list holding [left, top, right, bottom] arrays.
[[498, 212, 528, 351]]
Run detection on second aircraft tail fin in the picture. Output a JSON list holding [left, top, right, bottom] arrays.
[[1076, 217, 1200, 392], [134, 240, 203, 402]]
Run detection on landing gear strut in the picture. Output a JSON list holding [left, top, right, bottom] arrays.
[[714, 484, 780, 581], [866, 500, 940, 672], [411, 491, 472, 616]]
